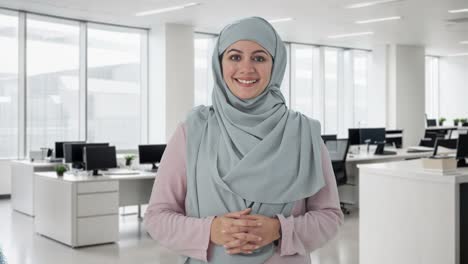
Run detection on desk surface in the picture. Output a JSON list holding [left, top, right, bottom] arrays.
[[11, 160, 59, 168], [346, 146, 455, 163], [358, 159, 468, 183], [35, 171, 156, 182]]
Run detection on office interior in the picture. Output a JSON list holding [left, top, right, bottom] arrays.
[[1, 0, 468, 263]]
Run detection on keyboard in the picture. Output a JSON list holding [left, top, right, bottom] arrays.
[[103, 169, 140, 175], [407, 146, 434, 153]]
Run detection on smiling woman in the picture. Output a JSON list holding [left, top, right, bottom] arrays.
[[221, 40, 273, 100], [144, 17, 343, 264]]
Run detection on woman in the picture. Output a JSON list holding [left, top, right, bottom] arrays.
[[144, 17, 343, 263]]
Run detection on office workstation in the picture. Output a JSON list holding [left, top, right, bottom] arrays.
[[359, 134, 468, 264], [1, 0, 468, 263]]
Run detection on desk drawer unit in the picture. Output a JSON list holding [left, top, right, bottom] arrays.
[[77, 192, 119, 217], [77, 215, 118, 246], [77, 181, 118, 194]]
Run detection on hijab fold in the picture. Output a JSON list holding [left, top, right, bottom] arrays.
[[184, 17, 324, 264]]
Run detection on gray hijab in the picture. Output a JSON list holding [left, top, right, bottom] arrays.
[[184, 17, 324, 264]]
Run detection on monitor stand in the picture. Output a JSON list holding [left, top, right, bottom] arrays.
[[458, 159, 468, 168], [72, 162, 83, 169], [147, 163, 158, 172], [92, 169, 101, 176]]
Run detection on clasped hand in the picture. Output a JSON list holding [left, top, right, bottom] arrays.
[[210, 208, 281, 255]]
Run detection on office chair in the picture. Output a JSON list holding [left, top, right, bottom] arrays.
[[433, 138, 458, 156], [419, 131, 445, 147], [321, 134, 337, 143], [325, 139, 351, 214]]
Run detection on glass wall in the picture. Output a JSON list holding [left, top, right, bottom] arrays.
[[87, 24, 145, 149], [0, 8, 149, 158], [26, 15, 80, 151], [0, 11, 18, 158], [194, 34, 216, 106]]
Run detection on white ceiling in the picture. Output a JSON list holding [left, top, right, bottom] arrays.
[[1, 0, 468, 55]]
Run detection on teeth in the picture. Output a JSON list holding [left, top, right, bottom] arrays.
[[237, 79, 257, 84]]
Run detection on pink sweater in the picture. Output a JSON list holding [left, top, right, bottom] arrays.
[[144, 123, 344, 263]]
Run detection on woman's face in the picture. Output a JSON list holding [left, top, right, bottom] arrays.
[[221, 40, 273, 100]]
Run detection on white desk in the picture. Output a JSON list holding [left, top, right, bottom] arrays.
[[34, 171, 156, 247], [340, 147, 441, 205], [358, 159, 468, 264], [11, 160, 58, 216]]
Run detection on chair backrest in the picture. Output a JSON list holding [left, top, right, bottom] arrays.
[[433, 138, 458, 156], [326, 139, 349, 186], [325, 139, 349, 162], [321, 134, 337, 143]]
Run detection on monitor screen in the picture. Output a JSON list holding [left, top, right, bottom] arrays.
[[457, 134, 468, 160], [84, 146, 117, 174], [139, 144, 166, 165], [348, 129, 361, 145], [360, 128, 386, 144], [64, 143, 109, 164], [55, 141, 85, 158]]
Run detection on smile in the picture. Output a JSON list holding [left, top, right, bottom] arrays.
[[235, 78, 258, 84]]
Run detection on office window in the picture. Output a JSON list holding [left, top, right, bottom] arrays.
[[194, 34, 216, 106], [425, 56, 439, 119], [324, 48, 339, 134], [26, 15, 80, 151], [291, 44, 316, 118], [87, 24, 145, 149], [0, 12, 18, 158]]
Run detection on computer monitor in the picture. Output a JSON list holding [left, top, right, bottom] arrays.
[[456, 134, 468, 167], [84, 146, 117, 176], [64, 142, 109, 169], [139, 144, 166, 170], [360, 128, 386, 145], [348, 129, 361, 145], [55, 141, 85, 158], [433, 138, 458, 156], [427, 119, 437, 127]]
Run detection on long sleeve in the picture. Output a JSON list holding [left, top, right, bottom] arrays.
[[143, 123, 214, 262], [276, 141, 344, 256]]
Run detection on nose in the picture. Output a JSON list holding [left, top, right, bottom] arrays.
[[238, 59, 256, 74]]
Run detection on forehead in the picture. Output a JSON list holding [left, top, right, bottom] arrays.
[[226, 40, 269, 53]]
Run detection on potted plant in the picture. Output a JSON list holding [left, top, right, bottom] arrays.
[[55, 164, 67, 177], [124, 154, 136, 167], [454, 118, 460, 126], [461, 118, 468, 126], [438, 117, 446, 126]]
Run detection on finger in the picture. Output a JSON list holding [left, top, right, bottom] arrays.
[[232, 232, 263, 243], [223, 239, 247, 249], [224, 225, 251, 234], [224, 208, 251, 218], [239, 214, 262, 220], [232, 218, 262, 227], [241, 243, 260, 251]]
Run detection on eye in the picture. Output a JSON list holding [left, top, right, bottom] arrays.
[[229, 54, 241, 61], [252, 56, 266, 62]]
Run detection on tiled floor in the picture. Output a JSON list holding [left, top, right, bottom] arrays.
[[0, 199, 358, 264]]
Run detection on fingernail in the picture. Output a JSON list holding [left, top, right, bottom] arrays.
[[221, 230, 226, 233], [255, 245, 259, 249], [247, 251, 253, 254], [224, 245, 228, 248], [257, 222, 262, 226], [258, 237, 262, 241]]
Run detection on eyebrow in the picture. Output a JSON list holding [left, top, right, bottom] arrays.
[[226, 49, 269, 55]]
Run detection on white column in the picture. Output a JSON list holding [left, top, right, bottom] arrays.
[[148, 23, 194, 143], [388, 44, 426, 147]]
